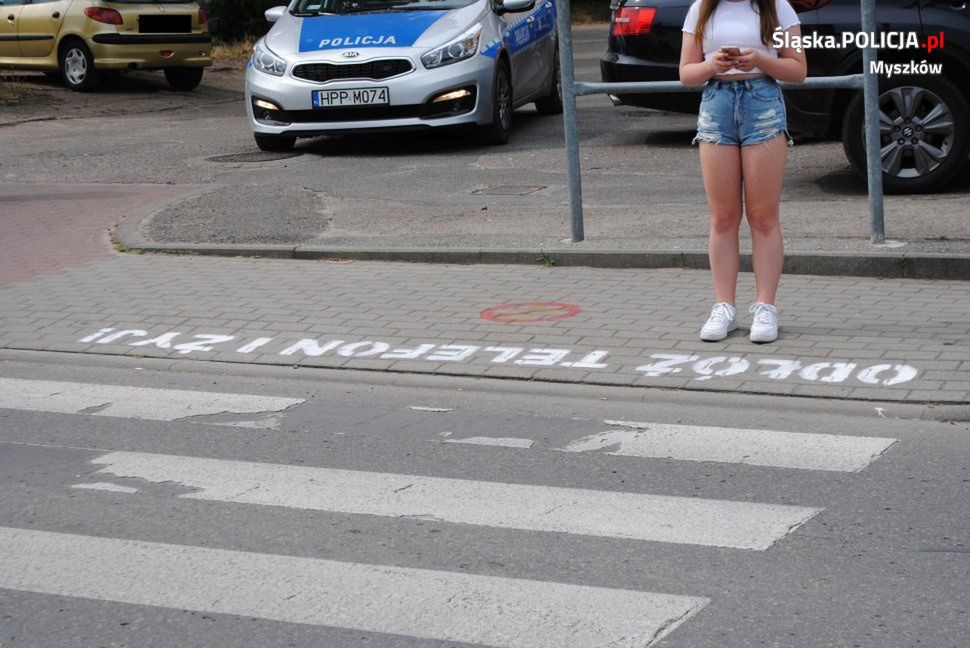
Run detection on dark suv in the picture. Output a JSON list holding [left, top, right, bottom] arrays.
[[600, 0, 970, 193]]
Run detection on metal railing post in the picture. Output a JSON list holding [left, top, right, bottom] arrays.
[[860, 0, 885, 243], [557, 6, 883, 245], [555, 0, 584, 242]]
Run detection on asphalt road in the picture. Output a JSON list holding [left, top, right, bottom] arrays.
[[2, 25, 969, 254], [0, 354, 967, 647]]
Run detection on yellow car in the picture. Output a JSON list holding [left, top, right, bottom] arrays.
[[0, 0, 212, 91]]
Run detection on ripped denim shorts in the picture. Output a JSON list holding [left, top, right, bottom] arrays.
[[692, 76, 793, 147]]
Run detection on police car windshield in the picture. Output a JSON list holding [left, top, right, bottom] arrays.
[[293, 0, 474, 15]]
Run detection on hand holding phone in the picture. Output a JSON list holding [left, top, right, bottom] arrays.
[[719, 46, 743, 58], [733, 47, 761, 72], [712, 46, 740, 73]]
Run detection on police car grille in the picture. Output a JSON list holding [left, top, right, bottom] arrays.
[[293, 60, 413, 82]]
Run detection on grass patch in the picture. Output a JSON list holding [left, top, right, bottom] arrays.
[[212, 38, 257, 64], [0, 74, 49, 106], [537, 250, 556, 267]]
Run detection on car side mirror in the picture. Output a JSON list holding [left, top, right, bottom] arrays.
[[265, 6, 286, 23], [499, 0, 537, 14]]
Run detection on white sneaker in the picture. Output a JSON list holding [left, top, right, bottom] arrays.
[[749, 302, 779, 343], [700, 302, 738, 341]]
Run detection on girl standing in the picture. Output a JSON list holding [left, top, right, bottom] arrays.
[[679, 0, 807, 343]]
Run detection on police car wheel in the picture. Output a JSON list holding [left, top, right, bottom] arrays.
[[478, 61, 512, 145], [254, 133, 297, 152], [535, 49, 563, 115]]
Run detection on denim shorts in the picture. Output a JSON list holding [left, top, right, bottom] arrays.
[[692, 76, 793, 147]]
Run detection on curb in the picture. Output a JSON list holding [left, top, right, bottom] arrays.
[[117, 241, 970, 280], [113, 184, 212, 249], [3, 347, 967, 421]]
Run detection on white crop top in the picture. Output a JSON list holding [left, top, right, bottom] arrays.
[[682, 0, 800, 75]]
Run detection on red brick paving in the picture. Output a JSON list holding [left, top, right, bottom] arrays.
[[0, 184, 192, 288]]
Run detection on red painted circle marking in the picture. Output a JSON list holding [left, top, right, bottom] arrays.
[[480, 302, 581, 323]]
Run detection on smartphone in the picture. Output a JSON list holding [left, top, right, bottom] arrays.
[[720, 46, 743, 58]]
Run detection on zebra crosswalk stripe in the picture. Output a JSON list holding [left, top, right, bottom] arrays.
[[82, 450, 821, 550], [0, 377, 303, 422], [563, 422, 896, 472], [0, 526, 709, 648]]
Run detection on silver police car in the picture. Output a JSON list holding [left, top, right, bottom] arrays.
[[245, 0, 562, 151]]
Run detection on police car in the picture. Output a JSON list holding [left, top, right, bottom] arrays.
[[245, 0, 562, 151]]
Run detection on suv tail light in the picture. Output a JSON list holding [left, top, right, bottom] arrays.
[[611, 7, 657, 37], [199, 8, 208, 25], [83, 7, 123, 25]]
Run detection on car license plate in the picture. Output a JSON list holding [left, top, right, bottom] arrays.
[[312, 87, 389, 108]]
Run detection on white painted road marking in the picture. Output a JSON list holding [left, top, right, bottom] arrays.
[[565, 423, 896, 472], [0, 527, 708, 648], [0, 378, 303, 422], [87, 451, 820, 550], [446, 436, 535, 448], [79, 326, 923, 387], [71, 482, 139, 494]]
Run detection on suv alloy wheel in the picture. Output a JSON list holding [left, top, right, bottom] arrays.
[[843, 76, 970, 194]]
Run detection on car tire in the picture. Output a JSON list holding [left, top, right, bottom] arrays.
[[254, 133, 297, 152], [477, 60, 512, 145], [59, 41, 101, 92], [842, 75, 970, 194], [535, 49, 563, 115], [164, 67, 205, 91]]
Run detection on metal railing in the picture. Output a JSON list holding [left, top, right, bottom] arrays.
[[554, 0, 885, 243]]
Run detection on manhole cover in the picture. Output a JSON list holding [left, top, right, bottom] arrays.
[[472, 186, 546, 196], [207, 151, 303, 163]]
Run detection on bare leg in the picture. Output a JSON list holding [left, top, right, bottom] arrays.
[[699, 142, 743, 305], [741, 135, 787, 305]]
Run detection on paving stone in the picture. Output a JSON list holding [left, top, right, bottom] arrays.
[[1, 254, 968, 402]]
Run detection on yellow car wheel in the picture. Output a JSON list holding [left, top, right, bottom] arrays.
[[59, 41, 102, 93], [164, 67, 204, 92]]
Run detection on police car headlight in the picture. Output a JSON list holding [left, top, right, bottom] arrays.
[[252, 41, 287, 76], [421, 24, 482, 69]]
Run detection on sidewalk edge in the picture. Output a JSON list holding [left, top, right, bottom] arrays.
[[117, 241, 970, 280]]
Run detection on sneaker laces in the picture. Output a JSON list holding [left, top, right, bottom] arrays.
[[708, 303, 734, 324], [749, 303, 777, 326]]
